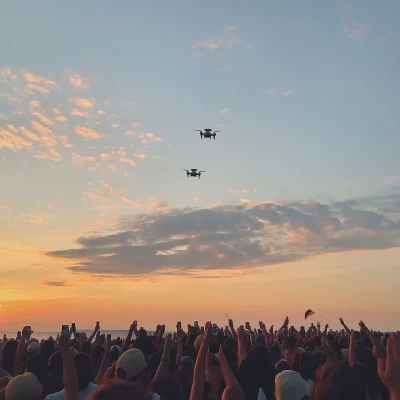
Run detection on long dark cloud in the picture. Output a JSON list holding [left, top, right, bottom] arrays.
[[46, 194, 400, 276]]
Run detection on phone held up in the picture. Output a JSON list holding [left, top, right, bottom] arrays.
[[177, 321, 182, 331], [245, 322, 250, 330], [61, 325, 69, 337], [107, 334, 112, 341]]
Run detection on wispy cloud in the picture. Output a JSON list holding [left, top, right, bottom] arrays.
[[47, 193, 400, 277], [71, 152, 96, 166], [224, 25, 236, 32], [31, 121, 57, 147], [344, 22, 371, 40], [216, 66, 232, 72], [280, 90, 294, 96], [220, 108, 230, 114], [0, 128, 32, 151], [68, 97, 94, 109], [131, 122, 141, 129], [19, 127, 40, 141], [74, 125, 104, 140], [119, 157, 136, 166], [65, 69, 91, 89], [71, 109, 89, 117], [23, 71, 56, 87], [34, 149, 63, 162], [44, 281, 70, 287]]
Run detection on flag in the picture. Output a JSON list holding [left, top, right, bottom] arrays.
[[305, 309, 315, 320]]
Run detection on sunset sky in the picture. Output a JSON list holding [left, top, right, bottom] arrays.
[[1, 0, 400, 333]]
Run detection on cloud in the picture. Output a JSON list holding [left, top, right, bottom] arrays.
[[25, 84, 50, 94], [23, 72, 56, 87], [52, 108, 68, 123], [17, 126, 40, 141], [119, 157, 136, 166], [34, 149, 63, 162], [112, 124, 120, 128], [280, 90, 294, 96], [46, 193, 400, 277], [74, 125, 104, 140], [220, 108, 230, 114], [133, 153, 146, 159], [344, 22, 371, 40], [0, 128, 33, 151], [71, 109, 89, 117], [131, 122, 141, 129], [59, 135, 74, 148], [31, 121, 57, 146], [224, 25, 236, 32], [216, 66, 232, 72], [71, 152, 95, 166], [44, 281, 69, 287], [66, 70, 91, 89], [69, 97, 94, 109], [97, 110, 106, 116], [98, 180, 140, 208]]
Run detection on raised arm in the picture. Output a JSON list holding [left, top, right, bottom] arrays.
[[58, 333, 78, 400], [93, 339, 111, 385], [359, 320, 385, 359], [236, 325, 247, 367], [88, 321, 100, 343], [176, 328, 184, 366], [228, 319, 237, 341], [216, 345, 245, 400], [339, 317, 351, 336], [121, 321, 136, 355], [14, 326, 30, 376], [190, 321, 213, 400], [150, 333, 173, 386], [349, 330, 357, 366]]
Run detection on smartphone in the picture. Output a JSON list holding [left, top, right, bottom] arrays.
[[212, 323, 218, 336], [245, 322, 250, 330], [106, 334, 111, 341], [76, 332, 81, 339], [311, 323, 314, 328], [61, 325, 69, 337], [317, 322, 320, 327], [228, 319, 233, 325], [194, 321, 199, 328], [133, 320, 137, 326], [71, 323, 76, 330], [259, 321, 263, 329], [177, 321, 182, 331]]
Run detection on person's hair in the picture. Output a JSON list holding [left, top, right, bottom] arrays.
[[40, 339, 55, 362], [151, 378, 183, 400], [80, 341, 92, 355], [310, 360, 367, 400], [133, 337, 157, 358], [297, 352, 316, 381], [48, 351, 63, 378], [287, 335, 297, 348], [1, 339, 17, 376], [224, 338, 238, 354], [74, 352, 93, 390], [177, 364, 194, 399], [27, 354, 49, 381], [87, 380, 147, 400], [275, 359, 291, 374]]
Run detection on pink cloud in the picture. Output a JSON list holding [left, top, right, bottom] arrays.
[[74, 125, 104, 140]]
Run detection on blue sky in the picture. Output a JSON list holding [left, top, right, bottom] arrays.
[[1, 0, 400, 330]]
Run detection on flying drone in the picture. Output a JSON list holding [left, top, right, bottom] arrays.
[[195, 129, 221, 140], [182, 169, 205, 179]]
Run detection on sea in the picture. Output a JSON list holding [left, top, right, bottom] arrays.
[[0, 330, 156, 341]]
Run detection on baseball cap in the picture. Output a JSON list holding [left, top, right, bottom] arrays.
[[111, 345, 122, 355], [194, 334, 204, 352], [275, 370, 310, 400], [5, 372, 43, 400], [116, 348, 147, 380], [27, 342, 40, 353]]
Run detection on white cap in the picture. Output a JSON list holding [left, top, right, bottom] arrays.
[[116, 348, 147, 380], [5, 372, 42, 400], [275, 370, 310, 400], [27, 342, 40, 353]]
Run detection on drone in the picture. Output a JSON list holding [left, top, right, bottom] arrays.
[[182, 169, 205, 179], [195, 129, 221, 140]]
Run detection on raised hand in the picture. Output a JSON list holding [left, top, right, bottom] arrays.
[[95, 321, 100, 332], [236, 325, 245, 341], [378, 332, 400, 398], [204, 321, 214, 343], [359, 320, 367, 331]]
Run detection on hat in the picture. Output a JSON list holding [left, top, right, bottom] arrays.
[[111, 345, 122, 355], [194, 334, 204, 353], [116, 348, 147, 380], [275, 370, 310, 400], [5, 372, 42, 400], [179, 356, 194, 367], [28, 342, 40, 353], [68, 346, 79, 357]]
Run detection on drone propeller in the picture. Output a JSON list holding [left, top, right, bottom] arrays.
[[182, 169, 189, 172], [198, 170, 205, 173], [214, 130, 221, 133], [195, 130, 202, 132]]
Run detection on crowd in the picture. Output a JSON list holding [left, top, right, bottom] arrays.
[[0, 317, 399, 400]]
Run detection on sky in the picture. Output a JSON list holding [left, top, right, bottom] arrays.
[[1, 0, 400, 332]]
